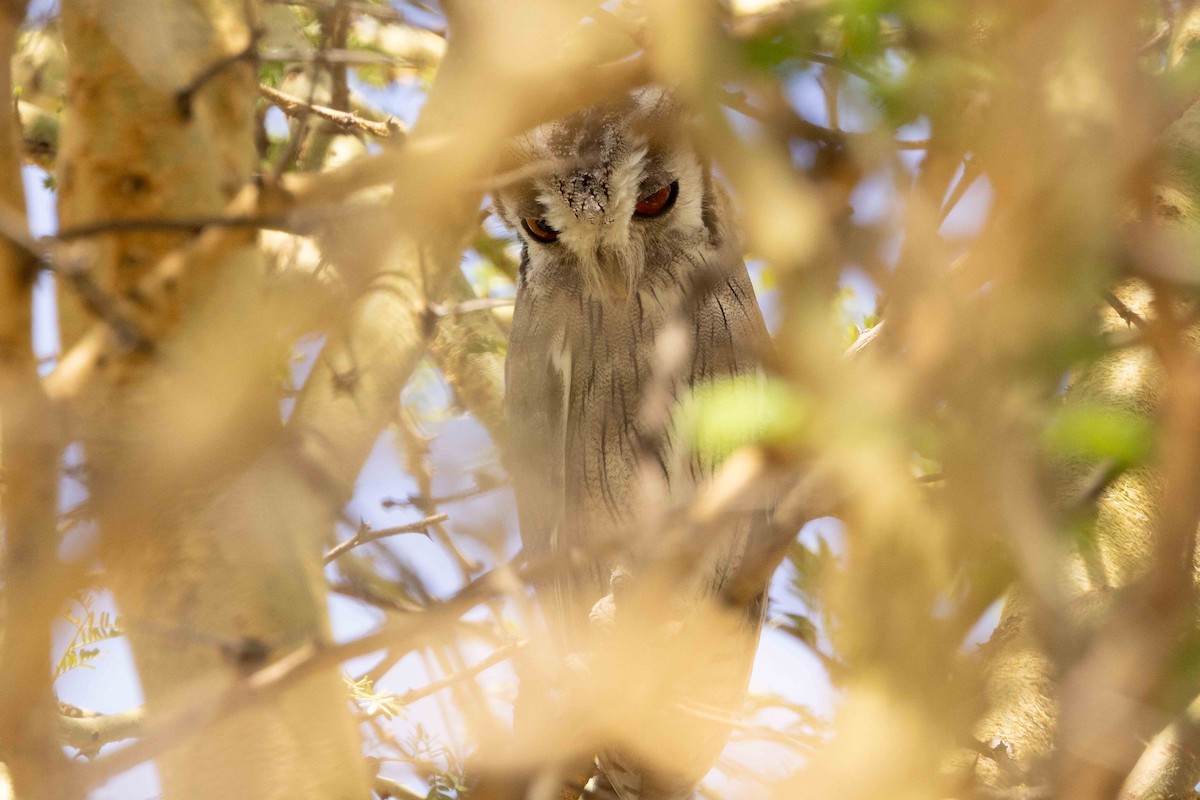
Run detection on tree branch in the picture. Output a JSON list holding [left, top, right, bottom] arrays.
[[259, 83, 403, 140], [323, 513, 447, 564], [0, 3, 70, 798]]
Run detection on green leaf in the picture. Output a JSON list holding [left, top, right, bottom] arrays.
[[679, 376, 809, 461], [1042, 404, 1154, 466]]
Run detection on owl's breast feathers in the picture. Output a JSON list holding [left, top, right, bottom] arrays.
[[508, 249, 768, 629]]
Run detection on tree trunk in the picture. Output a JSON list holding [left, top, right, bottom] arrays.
[[56, 1, 369, 796]]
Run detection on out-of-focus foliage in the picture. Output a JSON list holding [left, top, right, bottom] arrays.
[[9, 0, 1200, 799], [53, 593, 124, 681]]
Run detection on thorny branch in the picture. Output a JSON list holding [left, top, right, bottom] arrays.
[[259, 83, 404, 139], [323, 513, 448, 564]]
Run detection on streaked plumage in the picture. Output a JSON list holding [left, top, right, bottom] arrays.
[[497, 88, 771, 799]]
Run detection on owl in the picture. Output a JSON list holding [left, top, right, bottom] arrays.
[[495, 88, 772, 799]]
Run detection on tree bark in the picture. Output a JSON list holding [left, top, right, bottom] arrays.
[[57, 2, 369, 797]]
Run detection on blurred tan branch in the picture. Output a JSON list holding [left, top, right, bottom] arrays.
[[57, 706, 145, 758], [0, 3, 70, 798]]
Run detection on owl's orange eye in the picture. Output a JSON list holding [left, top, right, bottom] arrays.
[[634, 181, 679, 218], [522, 217, 559, 243]]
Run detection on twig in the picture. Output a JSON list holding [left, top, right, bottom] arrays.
[[0, 203, 153, 353], [1141, 21, 1172, 55], [393, 639, 524, 706], [678, 701, 816, 752], [427, 297, 515, 318], [56, 250, 155, 352], [1065, 459, 1122, 511], [54, 214, 290, 242], [721, 90, 929, 151], [266, 0, 419, 29], [381, 480, 507, 508], [1101, 289, 1150, 330], [941, 156, 981, 222], [320, 0, 353, 111], [259, 83, 403, 139], [259, 47, 422, 67], [799, 51, 883, 85], [176, 30, 263, 120], [323, 513, 447, 564]]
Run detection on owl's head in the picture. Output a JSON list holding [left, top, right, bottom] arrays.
[[493, 88, 728, 298]]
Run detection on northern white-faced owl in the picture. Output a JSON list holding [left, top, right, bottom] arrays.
[[496, 88, 772, 800]]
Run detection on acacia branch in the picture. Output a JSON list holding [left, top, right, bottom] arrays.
[[323, 513, 447, 564], [259, 83, 403, 139], [58, 706, 145, 758]]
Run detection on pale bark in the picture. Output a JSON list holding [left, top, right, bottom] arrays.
[[57, 1, 368, 797]]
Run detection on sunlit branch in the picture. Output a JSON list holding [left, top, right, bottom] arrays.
[[394, 639, 525, 707], [259, 47, 424, 67], [259, 84, 404, 140], [58, 705, 145, 757]]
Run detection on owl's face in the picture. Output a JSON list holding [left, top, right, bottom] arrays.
[[494, 89, 722, 298]]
